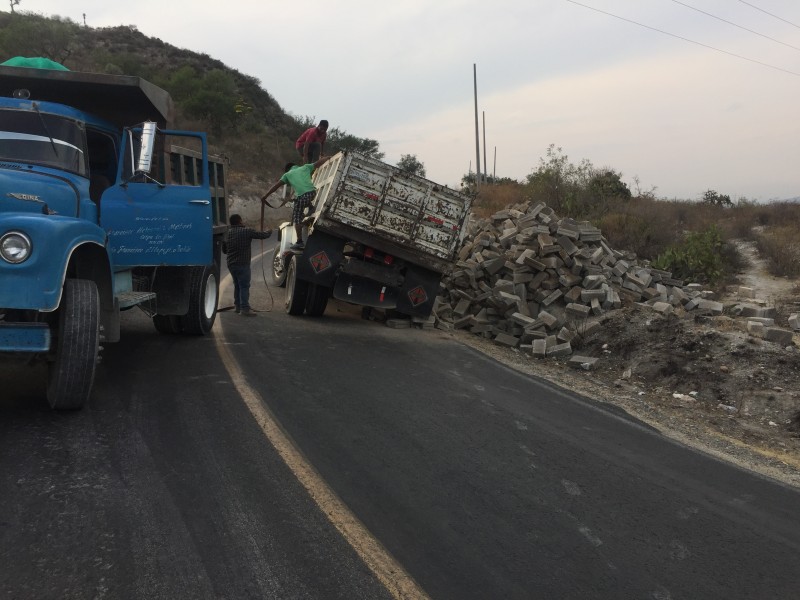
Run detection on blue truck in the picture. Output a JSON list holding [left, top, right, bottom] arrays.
[[0, 63, 227, 409]]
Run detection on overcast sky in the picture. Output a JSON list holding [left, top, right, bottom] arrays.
[[17, 0, 800, 201]]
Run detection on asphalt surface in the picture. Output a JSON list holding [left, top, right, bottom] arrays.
[[2, 259, 800, 599]]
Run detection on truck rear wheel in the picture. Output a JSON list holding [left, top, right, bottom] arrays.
[[47, 279, 100, 410], [272, 245, 288, 287], [305, 284, 330, 317], [285, 256, 309, 315], [181, 264, 218, 335]]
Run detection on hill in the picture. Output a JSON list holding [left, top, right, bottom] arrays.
[[0, 11, 382, 204]]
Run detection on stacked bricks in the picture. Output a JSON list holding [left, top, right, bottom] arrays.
[[434, 200, 797, 357]]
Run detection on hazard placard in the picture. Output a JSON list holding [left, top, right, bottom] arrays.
[[407, 285, 428, 307], [309, 251, 332, 273]]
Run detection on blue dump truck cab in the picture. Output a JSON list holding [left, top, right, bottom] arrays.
[[0, 64, 228, 409]]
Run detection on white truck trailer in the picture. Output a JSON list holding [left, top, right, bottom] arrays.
[[272, 151, 472, 318]]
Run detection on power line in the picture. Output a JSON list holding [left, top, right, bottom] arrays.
[[738, 0, 800, 30], [563, 0, 800, 77], [671, 0, 800, 52]]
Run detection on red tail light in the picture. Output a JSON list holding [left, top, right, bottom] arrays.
[[364, 247, 374, 259], [383, 254, 394, 265]]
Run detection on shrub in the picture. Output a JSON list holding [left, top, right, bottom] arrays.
[[653, 226, 726, 285]]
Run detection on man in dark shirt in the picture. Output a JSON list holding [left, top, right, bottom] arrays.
[[222, 214, 272, 316]]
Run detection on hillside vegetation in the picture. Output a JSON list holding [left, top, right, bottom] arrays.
[[0, 11, 381, 196], [2, 11, 798, 286]]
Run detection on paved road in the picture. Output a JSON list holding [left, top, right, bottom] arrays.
[[2, 261, 800, 599]]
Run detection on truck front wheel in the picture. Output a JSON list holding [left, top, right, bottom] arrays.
[[272, 245, 288, 287], [285, 256, 309, 315], [47, 278, 100, 410], [181, 264, 218, 335]]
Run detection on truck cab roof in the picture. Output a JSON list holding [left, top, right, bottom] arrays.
[[0, 65, 174, 128]]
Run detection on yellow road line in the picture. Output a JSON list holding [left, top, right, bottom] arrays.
[[215, 267, 429, 600]]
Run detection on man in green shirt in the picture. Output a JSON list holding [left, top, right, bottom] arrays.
[[261, 155, 331, 251]]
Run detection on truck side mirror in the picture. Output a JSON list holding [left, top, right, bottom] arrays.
[[136, 121, 157, 174]]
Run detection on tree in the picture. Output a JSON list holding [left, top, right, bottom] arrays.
[[397, 154, 425, 177], [701, 189, 732, 208], [10, 0, 20, 13], [325, 127, 384, 160], [589, 169, 631, 202]]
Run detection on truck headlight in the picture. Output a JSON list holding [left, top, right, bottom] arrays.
[[0, 232, 32, 264]]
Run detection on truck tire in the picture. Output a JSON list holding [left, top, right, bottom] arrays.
[[272, 245, 288, 287], [305, 284, 330, 317], [285, 256, 309, 315], [181, 264, 218, 335], [46, 279, 100, 411], [153, 314, 182, 334]]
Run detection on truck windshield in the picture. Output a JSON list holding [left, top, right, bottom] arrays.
[[0, 109, 86, 176]]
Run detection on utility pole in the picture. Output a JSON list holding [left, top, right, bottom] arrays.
[[482, 111, 487, 185], [493, 146, 497, 182], [473, 64, 481, 189]]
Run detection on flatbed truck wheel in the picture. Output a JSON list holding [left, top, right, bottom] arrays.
[[305, 284, 330, 317], [285, 256, 309, 315], [181, 264, 218, 335], [46, 278, 100, 410]]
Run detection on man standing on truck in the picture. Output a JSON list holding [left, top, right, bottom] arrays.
[[222, 214, 272, 316], [295, 120, 328, 164], [261, 155, 331, 251]]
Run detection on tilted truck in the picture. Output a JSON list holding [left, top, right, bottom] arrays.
[[272, 151, 472, 318], [0, 64, 227, 409]]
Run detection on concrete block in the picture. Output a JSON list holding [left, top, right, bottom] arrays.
[[697, 300, 724, 316], [652, 302, 673, 314], [746, 321, 765, 337], [568, 355, 599, 370], [531, 339, 547, 357], [789, 314, 800, 330], [493, 332, 520, 347], [547, 342, 573, 357], [435, 320, 454, 331], [541, 289, 563, 307], [564, 286, 583, 304], [765, 327, 794, 346], [537, 310, 559, 330], [581, 289, 606, 302], [566, 303, 591, 319], [510, 312, 537, 327]]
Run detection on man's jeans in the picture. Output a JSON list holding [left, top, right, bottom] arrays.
[[229, 264, 252, 310]]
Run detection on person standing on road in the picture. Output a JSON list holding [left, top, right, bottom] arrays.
[[295, 120, 328, 164], [261, 155, 331, 252], [222, 214, 272, 316]]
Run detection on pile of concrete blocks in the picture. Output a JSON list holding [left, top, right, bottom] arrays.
[[433, 201, 795, 360]]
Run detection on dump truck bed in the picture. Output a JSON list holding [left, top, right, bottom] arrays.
[[311, 152, 471, 274], [0, 65, 174, 128]]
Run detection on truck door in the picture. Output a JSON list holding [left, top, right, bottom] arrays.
[[100, 129, 212, 267]]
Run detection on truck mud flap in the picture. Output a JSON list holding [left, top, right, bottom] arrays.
[[333, 273, 399, 309], [296, 231, 346, 287], [396, 265, 441, 317]]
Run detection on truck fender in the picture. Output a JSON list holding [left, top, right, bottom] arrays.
[[296, 231, 346, 287], [395, 264, 441, 318], [0, 214, 109, 312]]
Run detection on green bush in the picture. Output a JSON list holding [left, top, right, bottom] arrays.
[[653, 226, 725, 285]]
